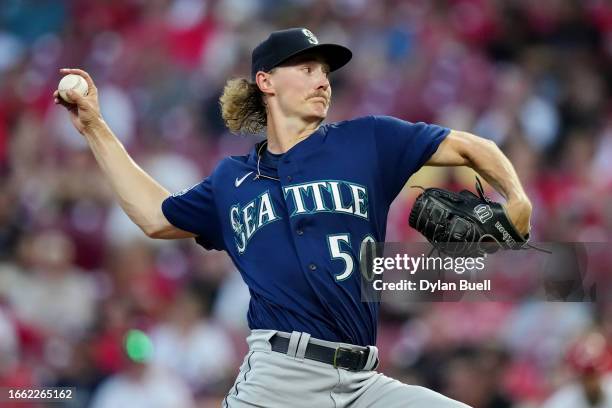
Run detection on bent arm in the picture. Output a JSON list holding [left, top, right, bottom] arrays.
[[54, 68, 195, 239], [84, 121, 195, 239], [426, 130, 532, 235]]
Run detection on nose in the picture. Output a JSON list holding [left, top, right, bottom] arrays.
[[316, 71, 330, 91]]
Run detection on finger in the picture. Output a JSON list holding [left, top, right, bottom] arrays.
[[53, 91, 68, 106], [54, 89, 80, 110], [60, 68, 97, 94], [66, 90, 87, 106], [56, 96, 74, 109]]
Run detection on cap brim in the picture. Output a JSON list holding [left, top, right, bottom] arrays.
[[274, 43, 352, 73]]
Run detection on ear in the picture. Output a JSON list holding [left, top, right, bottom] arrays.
[[255, 71, 275, 96]]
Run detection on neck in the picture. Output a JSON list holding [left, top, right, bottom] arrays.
[[265, 113, 322, 154]]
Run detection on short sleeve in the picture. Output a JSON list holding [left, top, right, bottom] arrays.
[[373, 115, 450, 203], [161, 177, 225, 251]]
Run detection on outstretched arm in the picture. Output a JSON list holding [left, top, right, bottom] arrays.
[[53, 68, 195, 239], [425, 130, 532, 236]]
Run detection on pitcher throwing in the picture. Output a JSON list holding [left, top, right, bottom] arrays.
[[55, 28, 532, 407]]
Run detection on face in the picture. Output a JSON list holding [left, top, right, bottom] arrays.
[[258, 54, 331, 122]]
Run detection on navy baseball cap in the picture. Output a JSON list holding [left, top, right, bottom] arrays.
[[251, 28, 352, 81]]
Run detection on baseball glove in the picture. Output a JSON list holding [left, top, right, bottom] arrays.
[[408, 177, 533, 258]]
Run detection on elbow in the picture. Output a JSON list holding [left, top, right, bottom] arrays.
[[145, 229, 164, 240], [141, 219, 195, 240], [467, 133, 498, 151], [463, 135, 501, 165], [449, 131, 499, 164], [142, 223, 167, 239], [141, 205, 172, 239], [143, 227, 159, 239], [483, 138, 500, 151]]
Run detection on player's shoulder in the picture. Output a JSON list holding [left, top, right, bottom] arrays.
[[326, 115, 423, 133], [179, 156, 246, 193], [220, 154, 250, 169], [323, 116, 378, 142], [326, 115, 377, 131], [209, 155, 251, 182]]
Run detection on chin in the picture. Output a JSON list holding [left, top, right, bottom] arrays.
[[305, 100, 328, 119], [311, 113, 327, 123], [303, 111, 327, 123], [312, 107, 328, 120]]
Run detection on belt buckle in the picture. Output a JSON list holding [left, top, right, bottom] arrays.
[[333, 346, 366, 370], [333, 347, 352, 369]]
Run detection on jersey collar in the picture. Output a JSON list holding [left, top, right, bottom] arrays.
[[247, 123, 329, 170]]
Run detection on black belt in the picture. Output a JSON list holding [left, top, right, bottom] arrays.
[[269, 334, 371, 371]]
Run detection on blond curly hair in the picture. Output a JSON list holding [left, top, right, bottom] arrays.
[[219, 78, 267, 135]]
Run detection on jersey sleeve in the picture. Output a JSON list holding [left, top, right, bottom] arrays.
[[373, 115, 450, 203], [161, 176, 225, 251]]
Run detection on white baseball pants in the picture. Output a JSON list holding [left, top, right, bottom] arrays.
[[222, 330, 472, 408]]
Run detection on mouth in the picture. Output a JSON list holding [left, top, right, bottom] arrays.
[[309, 97, 329, 106]]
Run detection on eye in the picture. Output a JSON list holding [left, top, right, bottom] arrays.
[[302, 66, 312, 73]]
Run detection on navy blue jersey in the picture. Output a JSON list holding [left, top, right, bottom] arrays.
[[162, 115, 449, 346]]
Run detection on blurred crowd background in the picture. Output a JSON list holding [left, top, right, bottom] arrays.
[[1, 0, 612, 407]]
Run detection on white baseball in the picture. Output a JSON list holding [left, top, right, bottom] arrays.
[[58, 74, 89, 103]]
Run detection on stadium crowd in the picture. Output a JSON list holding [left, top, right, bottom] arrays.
[[1, 0, 612, 406]]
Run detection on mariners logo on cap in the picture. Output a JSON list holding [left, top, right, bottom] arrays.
[[302, 29, 319, 45]]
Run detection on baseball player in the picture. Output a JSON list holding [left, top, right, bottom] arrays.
[[542, 332, 612, 408], [54, 28, 532, 407]]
